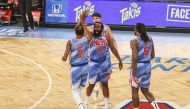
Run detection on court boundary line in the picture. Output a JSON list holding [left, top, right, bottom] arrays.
[[0, 49, 52, 109]]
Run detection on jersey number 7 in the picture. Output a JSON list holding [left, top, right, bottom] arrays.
[[77, 50, 84, 59]]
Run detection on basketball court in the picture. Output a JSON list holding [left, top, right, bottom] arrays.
[[0, 26, 190, 109]]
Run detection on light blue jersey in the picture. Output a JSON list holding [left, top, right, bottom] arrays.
[[130, 36, 153, 88], [136, 36, 152, 63], [91, 25, 111, 67], [69, 36, 89, 89], [70, 37, 88, 66], [88, 36, 111, 84], [89, 36, 108, 63]]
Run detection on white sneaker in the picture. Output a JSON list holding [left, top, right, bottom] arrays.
[[100, 101, 110, 106], [151, 101, 160, 109], [78, 103, 85, 109], [92, 88, 99, 101], [84, 102, 89, 109]]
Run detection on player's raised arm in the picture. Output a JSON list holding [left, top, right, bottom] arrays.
[[62, 40, 71, 61], [80, 10, 93, 43]]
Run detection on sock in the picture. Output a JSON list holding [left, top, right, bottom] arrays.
[[72, 88, 83, 105], [79, 88, 84, 100], [134, 108, 139, 109], [151, 101, 160, 109], [94, 86, 100, 91], [104, 97, 109, 106]]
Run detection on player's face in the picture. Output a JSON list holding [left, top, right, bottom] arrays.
[[93, 16, 101, 23], [94, 23, 102, 37]]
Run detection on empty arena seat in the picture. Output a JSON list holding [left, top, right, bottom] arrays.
[[0, 0, 13, 23]]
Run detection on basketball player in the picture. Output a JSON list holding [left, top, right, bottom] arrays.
[[80, 10, 123, 109], [130, 23, 160, 109], [62, 22, 89, 109], [87, 12, 117, 103]]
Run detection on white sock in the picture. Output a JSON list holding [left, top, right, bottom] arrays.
[[151, 101, 160, 109], [94, 86, 100, 91], [72, 88, 83, 105], [104, 97, 109, 106], [134, 108, 139, 109], [79, 89, 84, 100]]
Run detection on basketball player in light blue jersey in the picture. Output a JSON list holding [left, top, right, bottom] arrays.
[[87, 12, 117, 104], [80, 10, 123, 109], [130, 23, 160, 109], [62, 23, 89, 109]]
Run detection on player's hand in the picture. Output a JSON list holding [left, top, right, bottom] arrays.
[[84, 9, 90, 17], [119, 60, 123, 70], [80, 10, 88, 22], [133, 76, 140, 84]]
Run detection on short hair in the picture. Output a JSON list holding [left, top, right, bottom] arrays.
[[92, 12, 101, 18], [74, 24, 84, 36]]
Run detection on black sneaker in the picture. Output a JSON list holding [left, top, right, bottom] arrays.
[[20, 29, 29, 33], [23, 29, 29, 32], [31, 25, 35, 31]]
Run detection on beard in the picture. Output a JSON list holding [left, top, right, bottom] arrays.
[[94, 30, 102, 37]]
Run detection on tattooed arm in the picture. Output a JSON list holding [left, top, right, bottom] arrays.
[[130, 39, 139, 84]]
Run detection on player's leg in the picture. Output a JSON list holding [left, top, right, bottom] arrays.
[[132, 86, 140, 109], [72, 87, 86, 109], [92, 83, 100, 101], [130, 63, 142, 109], [84, 73, 98, 109], [140, 64, 160, 109], [99, 67, 111, 109], [93, 67, 111, 102], [71, 66, 85, 108], [101, 81, 110, 109], [99, 66, 112, 106], [141, 87, 160, 109]]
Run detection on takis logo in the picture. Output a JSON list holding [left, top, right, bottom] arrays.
[[120, 2, 141, 23], [74, 1, 95, 22]]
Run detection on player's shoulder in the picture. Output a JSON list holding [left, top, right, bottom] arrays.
[[130, 38, 138, 42], [68, 39, 72, 43], [66, 40, 72, 46], [130, 38, 138, 45]]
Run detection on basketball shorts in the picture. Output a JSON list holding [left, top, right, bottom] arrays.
[[130, 63, 151, 88]]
